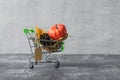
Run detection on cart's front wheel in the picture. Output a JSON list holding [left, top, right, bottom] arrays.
[[29, 63, 34, 69], [54, 61, 60, 68]]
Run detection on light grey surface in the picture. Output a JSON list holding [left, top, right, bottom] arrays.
[[0, 54, 120, 80], [0, 0, 120, 54]]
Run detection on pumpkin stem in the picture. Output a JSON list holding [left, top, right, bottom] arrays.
[[56, 24, 58, 29]]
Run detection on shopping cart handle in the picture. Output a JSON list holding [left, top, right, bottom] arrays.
[[23, 28, 34, 34]]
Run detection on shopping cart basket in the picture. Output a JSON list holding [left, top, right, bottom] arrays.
[[23, 28, 65, 69]]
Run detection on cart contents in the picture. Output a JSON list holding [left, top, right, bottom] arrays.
[[35, 24, 68, 52], [40, 33, 55, 46], [48, 24, 68, 40], [34, 47, 42, 60], [35, 26, 46, 39]]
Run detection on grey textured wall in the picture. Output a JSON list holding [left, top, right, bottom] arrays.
[[0, 0, 120, 54]]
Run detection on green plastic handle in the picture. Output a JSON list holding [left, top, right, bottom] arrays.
[[61, 42, 64, 51], [30, 29, 34, 33], [23, 28, 34, 34]]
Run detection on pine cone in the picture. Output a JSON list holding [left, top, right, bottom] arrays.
[[40, 33, 55, 46]]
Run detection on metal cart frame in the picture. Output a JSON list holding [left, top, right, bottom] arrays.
[[23, 28, 64, 69]]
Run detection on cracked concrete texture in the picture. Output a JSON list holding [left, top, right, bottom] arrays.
[[0, 54, 120, 80]]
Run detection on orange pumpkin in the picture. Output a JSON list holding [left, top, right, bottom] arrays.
[[48, 24, 67, 40]]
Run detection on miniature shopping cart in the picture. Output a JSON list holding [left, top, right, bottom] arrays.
[[23, 28, 66, 69]]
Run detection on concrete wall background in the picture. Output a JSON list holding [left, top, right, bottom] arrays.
[[0, 0, 120, 54]]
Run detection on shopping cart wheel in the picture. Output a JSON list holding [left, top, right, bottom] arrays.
[[29, 63, 34, 69], [54, 61, 60, 68]]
